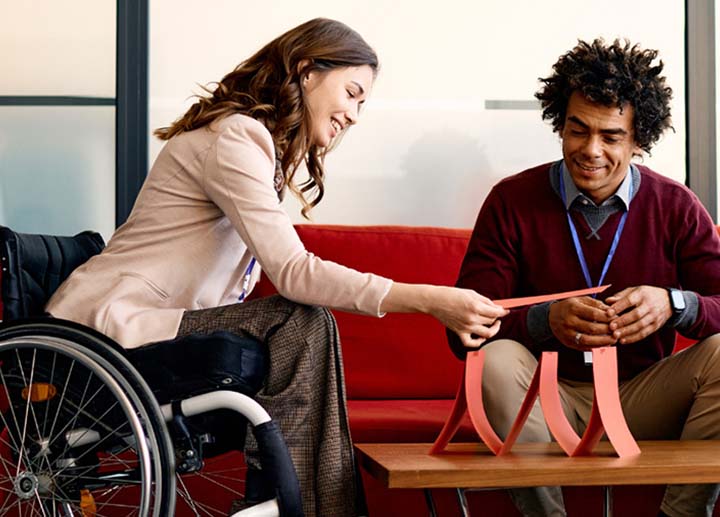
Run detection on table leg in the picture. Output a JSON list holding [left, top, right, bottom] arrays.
[[423, 489, 438, 517], [455, 488, 470, 517], [603, 486, 613, 517]]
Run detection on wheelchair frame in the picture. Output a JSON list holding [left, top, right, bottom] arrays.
[[0, 226, 303, 517]]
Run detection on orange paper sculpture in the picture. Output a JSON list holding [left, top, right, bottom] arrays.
[[431, 286, 640, 458]]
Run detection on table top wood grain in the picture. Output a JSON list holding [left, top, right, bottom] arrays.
[[355, 441, 720, 489]]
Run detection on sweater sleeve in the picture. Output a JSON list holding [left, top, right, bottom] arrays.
[[203, 116, 392, 316], [447, 184, 539, 359], [676, 192, 720, 340]]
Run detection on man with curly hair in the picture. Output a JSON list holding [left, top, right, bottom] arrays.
[[449, 39, 720, 517]]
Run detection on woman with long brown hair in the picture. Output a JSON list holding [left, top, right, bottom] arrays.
[[47, 18, 506, 516]]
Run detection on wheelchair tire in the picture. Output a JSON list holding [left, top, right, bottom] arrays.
[[0, 319, 176, 516]]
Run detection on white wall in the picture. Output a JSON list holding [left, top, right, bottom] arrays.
[[149, 0, 685, 228], [0, 1, 115, 96]]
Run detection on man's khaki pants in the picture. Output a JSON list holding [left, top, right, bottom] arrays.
[[481, 336, 720, 517]]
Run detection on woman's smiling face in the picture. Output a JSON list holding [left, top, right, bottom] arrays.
[[302, 65, 374, 148]]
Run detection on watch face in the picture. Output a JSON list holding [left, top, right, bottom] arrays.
[[670, 289, 686, 312]]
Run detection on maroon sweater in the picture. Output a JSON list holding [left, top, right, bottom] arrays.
[[450, 161, 720, 381]]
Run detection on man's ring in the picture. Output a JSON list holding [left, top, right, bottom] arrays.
[[574, 332, 582, 345]]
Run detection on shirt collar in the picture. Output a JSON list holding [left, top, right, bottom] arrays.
[[560, 161, 633, 210]]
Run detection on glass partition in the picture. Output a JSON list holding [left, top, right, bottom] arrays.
[[0, 106, 115, 238], [0, 1, 116, 240]]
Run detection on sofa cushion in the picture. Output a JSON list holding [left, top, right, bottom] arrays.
[[674, 334, 696, 353], [348, 399, 477, 443], [253, 225, 470, 399]]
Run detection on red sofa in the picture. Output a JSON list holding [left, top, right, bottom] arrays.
[[253, 224, 715, 517]]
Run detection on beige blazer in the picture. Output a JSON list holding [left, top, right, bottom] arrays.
[[46, 114, 392, 348]]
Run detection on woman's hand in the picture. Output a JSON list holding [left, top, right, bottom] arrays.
[[428, 286, 509, 348], [380, 283, 507, 348]]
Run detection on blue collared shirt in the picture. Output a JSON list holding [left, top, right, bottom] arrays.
[[560, 161, 635, 211]]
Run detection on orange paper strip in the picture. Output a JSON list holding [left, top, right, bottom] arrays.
[[539, 352, 581, 455], [573, 389, 606, 456], [431, 346, 641, 459], [498, 357, 542, 455], [465, 350, 504, 454], [588, 347, 641, 457], [494, 285, 610, 309], [429, 371, 469, 455]]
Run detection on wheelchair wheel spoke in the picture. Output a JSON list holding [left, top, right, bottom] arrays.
[[175, 481, 222, 517], [56, 449, 140, 483], [13, 349, 56, 475], [47, 370, 106, 452], [0, 402, 21, 463], [19, 497, 32, 517], [0, 362, 34, 472], [185, 466, 248, 485], [176, 471, 246, 516], [40, 352, 58, 441], [51, 395, 124, 461], [0, 443, 20, 483], [0, 493, 20, 514], [175, 465, 248, 517], [62, 498, 142, 516], [52, 417, 135, 480], [13, 349, 35, 473], [39, 489, 147, 517], [46, 359, 76, 455], [184, 468, 246, 496], [32, 489, 49, 517], [177, 497, 221, 516]]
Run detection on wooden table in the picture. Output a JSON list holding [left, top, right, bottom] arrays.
[[355, 441, 720, 516]]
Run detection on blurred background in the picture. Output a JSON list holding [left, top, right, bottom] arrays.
[[1, 0, 704, 240]]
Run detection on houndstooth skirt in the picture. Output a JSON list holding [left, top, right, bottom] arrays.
[[176, 295, 364, 517]]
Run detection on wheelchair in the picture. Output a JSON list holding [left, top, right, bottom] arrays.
[[0, 226, 304, 516]]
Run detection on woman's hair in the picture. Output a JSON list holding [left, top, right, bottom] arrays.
[[155, 18, 379, 218], [535, 38, 673, 153]]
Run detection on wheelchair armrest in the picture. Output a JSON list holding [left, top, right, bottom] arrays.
[[0, 226, 105, 321], [126, 331, 268, 404]]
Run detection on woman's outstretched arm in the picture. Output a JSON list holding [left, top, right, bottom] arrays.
[[380, 283, 508, 348]]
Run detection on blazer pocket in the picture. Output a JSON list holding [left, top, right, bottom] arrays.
[[118, 272, 170, 300]]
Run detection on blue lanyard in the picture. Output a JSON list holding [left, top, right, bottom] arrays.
[[558, 167, 631, 292], [238, 257, 256, 302]]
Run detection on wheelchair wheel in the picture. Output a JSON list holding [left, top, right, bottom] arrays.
[[0, 320, 176, 516], [174, 451, 249, 516]]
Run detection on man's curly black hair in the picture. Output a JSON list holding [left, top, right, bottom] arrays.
[[535, 38, 673, 153]]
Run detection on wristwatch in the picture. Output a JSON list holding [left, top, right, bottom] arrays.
[[667, 288, 686, 325]]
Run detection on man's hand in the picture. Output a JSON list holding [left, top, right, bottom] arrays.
[[549, 296, 617, 350], [605, 286, 672, 344]]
